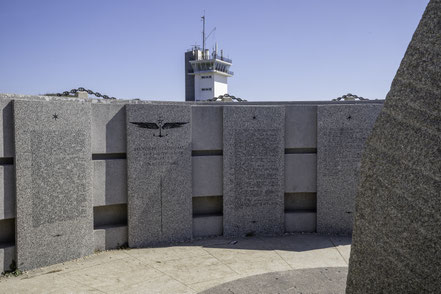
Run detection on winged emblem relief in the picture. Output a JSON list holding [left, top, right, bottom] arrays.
[[130, 118, 188, 137]]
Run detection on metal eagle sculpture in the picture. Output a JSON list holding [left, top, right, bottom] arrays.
[[130, 119, 188, 137]]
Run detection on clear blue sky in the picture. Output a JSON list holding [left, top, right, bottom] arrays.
[[0, 0, 430, 101]]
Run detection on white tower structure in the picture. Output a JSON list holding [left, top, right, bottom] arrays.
[[185, 16, 233, 101]]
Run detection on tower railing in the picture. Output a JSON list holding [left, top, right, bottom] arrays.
[[213, 55, 232, 63]]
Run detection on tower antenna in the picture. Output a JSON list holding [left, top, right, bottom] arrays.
[[201, 12, 206, 56]]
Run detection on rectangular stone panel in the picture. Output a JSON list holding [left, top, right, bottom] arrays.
[[192, 156, 222, 197], [126, 104, 192, 247], [192, 106, 223, 151], [223, 106, 285, 236], [91, 104, 126, 153], [285, 154, 317, 193], [285, 211, 316, 233], [94, 225, 128, 251], [317, 104, 382, 234], [14, 100, 93, 270], [285, 106, 317, 149], [193, 215, 223, 238], [93, 159, 127, 206]]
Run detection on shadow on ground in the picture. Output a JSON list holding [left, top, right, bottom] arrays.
[[199, 267, 348, 294], [174, 233, 351, 253]]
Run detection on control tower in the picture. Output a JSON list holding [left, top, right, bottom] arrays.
[[185, 16, 233, 101]]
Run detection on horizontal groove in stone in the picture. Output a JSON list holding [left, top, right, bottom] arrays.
[[285, 209, 317, 213], [92, 153, 127, 160], [192, 194, 223, 198], [192, 150, 223, 156], [0, 158, 13, 165], [93, 224, 128, 230], [285, 192, 317, 212], [93, 204, 127, 229], [285, 148, 317, 154], [285, 192, 317, 196], [193, 213, 223, 218], [0, 242, 15, 249]]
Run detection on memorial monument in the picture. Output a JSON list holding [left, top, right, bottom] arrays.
[[346, 0, 441, 292]]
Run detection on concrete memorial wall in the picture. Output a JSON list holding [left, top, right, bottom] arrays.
[[317, 104, 382, 234], [0, 93, 383, 271], [126, 104, 192, 247], [346, 0, 441, 292], [14, 99, 94, 270], [223, 106, 285, 236]]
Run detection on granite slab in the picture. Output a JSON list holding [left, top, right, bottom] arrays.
[[317, 104, 382, 234], [126, 104, 192, 247], [14, 99, 93, 271], [223, 106, 285, 236]]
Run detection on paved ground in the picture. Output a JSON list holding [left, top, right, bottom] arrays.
[[0, 234, 351, 294], [199, 267, 348, 294]]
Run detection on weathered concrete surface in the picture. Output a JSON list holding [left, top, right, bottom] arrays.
[[223, 106, 285, 237], [126, 104, 192, 247], [14, 100, 94, 271], [346, 1, 441, 293], [0, 234, 351, 293], [317, 104, 382, 235]]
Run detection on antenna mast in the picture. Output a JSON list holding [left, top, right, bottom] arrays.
[[201, 13, 206, 57]]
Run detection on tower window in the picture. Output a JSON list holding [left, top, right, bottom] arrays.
[[201, 75, 212, 79], [201, 88, 212, 91]]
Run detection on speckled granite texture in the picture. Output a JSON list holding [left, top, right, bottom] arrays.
[[126, 104, 192, 247], [317, 104, 382, 235], [14, 99, 93, 271], [346, 1, 441, 292], [223, 106, 285, 236]]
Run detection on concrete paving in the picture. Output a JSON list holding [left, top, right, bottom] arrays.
[[0, 234, 351, 294]]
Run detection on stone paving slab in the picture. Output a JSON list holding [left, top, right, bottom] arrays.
[[0, 234, 351, 294]]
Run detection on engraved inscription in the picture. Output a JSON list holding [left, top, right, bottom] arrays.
[[233, 129, 281, 208], [132, 146, 186, 167], [31, 130, 88, 227], [320, 127, 369, 172]]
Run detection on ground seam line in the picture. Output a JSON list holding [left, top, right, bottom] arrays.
[[329, 238, 349, 265], [274, 250, 295, 270], [122, 250, 196, 292], [59, 273, 108, 294], [200, 247, 242, 275]]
